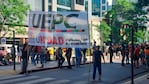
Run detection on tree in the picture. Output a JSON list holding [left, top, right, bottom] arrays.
[[96, 21, 111, 43], [0, 0, 30, 37], [105, 0, 149, 44], [134, 30, 145, 44], [104, 0, 135, 44]]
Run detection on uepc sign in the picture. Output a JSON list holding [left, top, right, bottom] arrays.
[[29, 11, 81, 30], [28, 11, 90, 48]]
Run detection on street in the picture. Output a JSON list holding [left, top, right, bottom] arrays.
[[0, 61, 148, 84]]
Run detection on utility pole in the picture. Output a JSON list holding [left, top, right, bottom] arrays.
[[13, 31, 16, 70], [131, 25, 134, 84]]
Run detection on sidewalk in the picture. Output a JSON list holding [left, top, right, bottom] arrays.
[[0, 56, 93, 76], [0, 61, 58, 76], [0, 54, 123, 77], [122, 74, 149, 84]]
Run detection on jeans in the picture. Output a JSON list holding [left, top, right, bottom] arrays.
[[22, 58, 27, 73], [36, 53, 43, 64], [76, 56, 82, 66], [93, 62, 101, 80], [58, 56, 65, 68], [30, 52, 36, 65]]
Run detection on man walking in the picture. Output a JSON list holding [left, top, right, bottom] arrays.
[[108, 44, 113, 63], [55, 47, 65, 68], [20, 38, 29, 74], [65, 48, 72, 69], [93, 46, 105, 80]]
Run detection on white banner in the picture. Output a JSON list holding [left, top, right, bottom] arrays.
[[28, 11, 90, 48]]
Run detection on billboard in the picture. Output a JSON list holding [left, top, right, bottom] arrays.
[[28, 11, 90, 48]]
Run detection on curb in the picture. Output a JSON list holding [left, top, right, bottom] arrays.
[[114, 69, 149, 84], [19, 62, 93, 74]]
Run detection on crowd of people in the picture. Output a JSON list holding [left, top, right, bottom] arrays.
[[91, 40, 149, 80], [1, 39, 149, 79]]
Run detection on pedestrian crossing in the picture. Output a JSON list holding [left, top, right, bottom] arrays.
[[0, 74, 90, 84], [0, 75, 57, 84], [0, 74, 107, 84]]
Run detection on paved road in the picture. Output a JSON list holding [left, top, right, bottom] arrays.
[[0, 62, 148, 84]]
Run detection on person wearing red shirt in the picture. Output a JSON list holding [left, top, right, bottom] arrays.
[[134, 45, 140, 68]]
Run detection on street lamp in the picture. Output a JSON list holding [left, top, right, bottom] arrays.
[[123, 24, 134, 84], [13, 31, 16, 70]]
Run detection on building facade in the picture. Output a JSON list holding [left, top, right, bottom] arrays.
[[45, 0, 85, 12], [2, 0, 113, 46]]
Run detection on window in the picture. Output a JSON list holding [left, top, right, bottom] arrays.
[[102, 6, 106, 10], [57, 8, 69, 11], [92, 0, 100, 16], [76, 0, 84, 5], [48, 6, 52, 11], [57, 0, 70, 7], [48, 0, 52, 3], [85, 0, 88, 11], [102, 0, 106, 4]]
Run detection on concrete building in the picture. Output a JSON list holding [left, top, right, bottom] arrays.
[[2, 0, 113, 46], [12, 0, 85, 45], [85, 0, 113, 45], [45, 0, 85, 12]]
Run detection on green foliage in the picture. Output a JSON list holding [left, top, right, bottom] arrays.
[[0, 0, 30, 37], [16, 27, 27, 35], [134, 30, 145, 43], [104, 0, 149, 44], [96, 21, 111, 43]]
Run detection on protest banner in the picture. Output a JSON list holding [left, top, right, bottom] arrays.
[[28, 11, 90, 48]]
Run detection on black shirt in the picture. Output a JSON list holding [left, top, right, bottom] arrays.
[[93, 50, 103, 63]]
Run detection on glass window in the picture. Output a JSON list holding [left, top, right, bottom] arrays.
[[57, 0, 70, 7], [92, 0, 100, 16], [102, 0, 106, 4], [85, 0, 88, 11], [48, 0, 52, 3], [76, 0, 84, 5], [102, 6, 106, 10], [48, 6, 52, 11], [57, 8, 69, 11]]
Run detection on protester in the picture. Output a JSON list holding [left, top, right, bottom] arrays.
[[30, 46, 36, 65], [17, 45, 22, 63], [82, 48, 87, 64], [36, 46, 44, 67], [92, 40, 96, 52], [125, 45, 130, 64], [55, 47, 65, 68], [144, 44, 149, 79], [108, 44, 114, 63], [134, 45, 140, 68], [75, 48, 82, 67], [144, 45, 149, 68], [92, 46, 105, 80], [20, 38, 29, 74], [121, 44, 126, 66], [65, 48, 72, 69]]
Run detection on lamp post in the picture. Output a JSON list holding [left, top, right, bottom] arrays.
[[130, 25, 134, 84], [13, 31, 16, 70], [124, 24, 134, 84]]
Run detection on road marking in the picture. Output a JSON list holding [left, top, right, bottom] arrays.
[[71, 81, 88, 84], [0, 76, 38, 84], [18, 78, 55, 84], [0, 75, 24, 80], [45, 79, 70, 84]]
